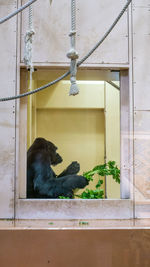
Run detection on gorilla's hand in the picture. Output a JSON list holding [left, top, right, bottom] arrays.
[[66, 161, 80, 174], [57, 161, 80, 177]]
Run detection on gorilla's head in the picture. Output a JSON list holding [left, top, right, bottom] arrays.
[[28, 137, 63, 166], [47, 140, 63, 166]]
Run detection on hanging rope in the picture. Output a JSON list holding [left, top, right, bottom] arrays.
[[0, 0, 132, 102], [24, 5, 35, 90], [0, 0, 37, 25], [67, 0, 79, 96]]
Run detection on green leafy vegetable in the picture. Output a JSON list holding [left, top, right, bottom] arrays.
[[58, 161, 120, 199], [79, 221, 89, 225], [78, 161, 120, 199], [96, 179, 103, 188], [58, 196, 71, 199], [76, 188, 104, 199], [83, 161, 120, 184]]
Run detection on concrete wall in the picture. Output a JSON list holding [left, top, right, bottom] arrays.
[[132, 1, 150, 217], [0, 0, 150, 219], [0, 0, 17, 218], [21, 0, 129, 66]]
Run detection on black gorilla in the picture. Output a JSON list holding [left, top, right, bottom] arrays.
[[27, 137, 88, 198]]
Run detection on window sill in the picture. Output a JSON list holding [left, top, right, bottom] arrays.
[[16, 199, 133, 220]]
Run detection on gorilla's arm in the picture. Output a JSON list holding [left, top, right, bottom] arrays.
[[34, 174, 88, 198], [31, 161, 56, 198], [57, 161, 80, 177], [54, 175, 88, 198], [27, 150, 56, 198], [51, 168, 57, 178]]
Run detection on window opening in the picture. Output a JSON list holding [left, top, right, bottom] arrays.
[[20, 69, 122, 200]]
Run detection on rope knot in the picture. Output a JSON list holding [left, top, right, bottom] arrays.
[[28, 29, 35, 36], [67, 48, 79, 60], [69, 30, 76, 37], [25, 29, 35, 43]]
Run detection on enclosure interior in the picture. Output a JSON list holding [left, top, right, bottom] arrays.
[[20, 69, 120, 199]]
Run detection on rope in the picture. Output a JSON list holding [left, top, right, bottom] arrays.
[[0, 0, 38, 25], [0, 0, 132, 102], [0, 71, 70, 101], [67, 0, 79, 96], [24, 5, 35, 90]]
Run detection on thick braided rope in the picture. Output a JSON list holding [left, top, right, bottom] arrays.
[[24, 5, 35, 90], [29, 5, 33, 29], [0, 0, 132, 102], [0, 71, 71, 101], [68, 0, 79, 95], [24, 5, 35, 68], [0, 0, 38, 25], [71, 0, 76, 31]]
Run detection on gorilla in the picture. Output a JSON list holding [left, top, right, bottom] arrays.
[[27, 137, 88, 198]]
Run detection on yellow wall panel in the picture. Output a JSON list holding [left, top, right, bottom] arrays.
[[36, 81, 104, 109], [27, 79, 37, 149], [36, 108, 105, 193]]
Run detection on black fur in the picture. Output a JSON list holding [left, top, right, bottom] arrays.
[[27, 137, 88, 198]]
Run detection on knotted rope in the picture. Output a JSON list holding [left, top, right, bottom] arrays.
[[67, 0, 79, 96], [23, 5, 35, 90], [0, 0, 132, 101]]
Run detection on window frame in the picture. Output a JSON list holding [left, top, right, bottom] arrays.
[[15, 68, 133, 220]]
